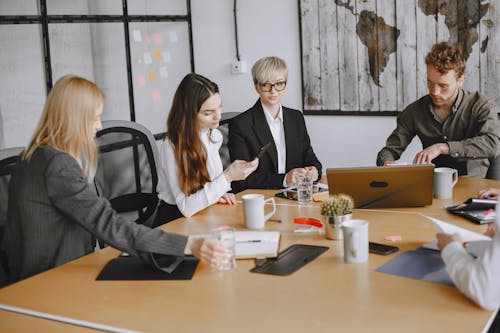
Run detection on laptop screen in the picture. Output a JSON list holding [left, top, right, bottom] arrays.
[[326, 165, 434, 208]]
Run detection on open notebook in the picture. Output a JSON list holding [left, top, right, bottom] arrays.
[[235, 231, 280, 259]]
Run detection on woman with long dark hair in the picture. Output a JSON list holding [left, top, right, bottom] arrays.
[[2, 75, 230, 284], [155, 73, 258, 225]]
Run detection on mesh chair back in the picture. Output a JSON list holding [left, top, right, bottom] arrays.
[[0, 147, 24, 287], [218, 112, 240, 170], [95, 121, 159, 226]]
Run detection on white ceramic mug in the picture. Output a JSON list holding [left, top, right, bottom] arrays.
[[433, 167, 458, 199], [342, 219, 369, 263], [242, 194, 276, 229]]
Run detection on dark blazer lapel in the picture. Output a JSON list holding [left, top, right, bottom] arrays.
[[252, 100, 278, 170], [282, 107, 298, 170]]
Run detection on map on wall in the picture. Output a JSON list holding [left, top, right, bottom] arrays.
[[300, 0, 499, 114]]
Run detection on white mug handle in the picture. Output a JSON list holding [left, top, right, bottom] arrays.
[[351, 231, 358, 258], [264, 197, 276, 221], [451, 169, 458, 187]]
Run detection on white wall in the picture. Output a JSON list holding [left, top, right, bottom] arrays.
[[191, 0, 421, 170]]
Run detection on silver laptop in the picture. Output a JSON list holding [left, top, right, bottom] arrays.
[[326, 165, 434, 208]]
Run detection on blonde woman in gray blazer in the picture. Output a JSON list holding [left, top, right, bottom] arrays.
[[1, 75, 229, 283]]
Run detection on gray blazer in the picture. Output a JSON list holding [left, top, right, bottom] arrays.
[[2, 145, 187, 283]]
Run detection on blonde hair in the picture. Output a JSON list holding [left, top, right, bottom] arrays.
[[251, 56, 288, 84], [23, 75, 105, 180]]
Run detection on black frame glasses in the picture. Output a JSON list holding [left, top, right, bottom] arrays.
[[259, 81, 287, 92]]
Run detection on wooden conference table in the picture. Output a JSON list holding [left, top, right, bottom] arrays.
[[0, 177, 498, 333]]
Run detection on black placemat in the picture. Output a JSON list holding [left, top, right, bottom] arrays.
[[96, 255, 199, 281], [250, 244, 329, 276]]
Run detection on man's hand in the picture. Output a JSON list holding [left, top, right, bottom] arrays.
[[478, 188, 500, 199], [413, 143, 450, 164]]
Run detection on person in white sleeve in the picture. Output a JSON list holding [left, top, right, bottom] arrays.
[[437, 188, 500, 310], [154, 73, 258, 226]]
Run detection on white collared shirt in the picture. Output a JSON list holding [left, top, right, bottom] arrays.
[[157, 128, 231, 217], [261, 102, 286, 175]]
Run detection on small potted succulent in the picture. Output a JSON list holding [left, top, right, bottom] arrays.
[[321, 194, 354, 240]]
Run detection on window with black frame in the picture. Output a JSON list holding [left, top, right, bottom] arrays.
[[0, 0, 194, 148]]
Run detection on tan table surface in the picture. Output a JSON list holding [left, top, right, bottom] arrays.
[[0, 177, 498, 333]]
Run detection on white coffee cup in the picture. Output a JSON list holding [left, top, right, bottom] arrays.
[[342, 219, 369, 263], [242, 194, 276, 229], [433, 167, 458, 199]]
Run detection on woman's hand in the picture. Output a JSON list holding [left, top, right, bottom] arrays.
[[218, 193, 236, 205], [478, 188, 500, 199], [186, 237, 231, 270], [223, 159, 258, 182], [436, 232, 462, 250]]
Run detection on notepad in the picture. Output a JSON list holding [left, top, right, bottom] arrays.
[[422, 215, 491, 250], [235, 231, 280, 259], [446, 198, 497, 224]]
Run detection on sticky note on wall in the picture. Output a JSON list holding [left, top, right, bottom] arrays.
[[154, 33, 162, 45], [169, 31, 178, 43], [159, 67, 168, 78], [143, 53, 152, 64], [162, 51, 171, 63], [132, 30, 142, 42], [152, 89, 161, 102], [147, 69, 157, 83], [138, 74, 146, 87], [153, 49, 163, 62]]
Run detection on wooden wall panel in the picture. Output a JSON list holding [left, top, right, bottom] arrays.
[[300, 0, 499, 114]]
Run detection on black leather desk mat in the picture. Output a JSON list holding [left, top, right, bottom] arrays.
[[96, 255, 199, 280], [250, 244, 329, 276]]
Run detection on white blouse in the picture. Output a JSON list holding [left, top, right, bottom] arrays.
[[157, 128, 231, 217], [441, 201, 500, 311]]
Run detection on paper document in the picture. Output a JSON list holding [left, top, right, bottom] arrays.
[[235, 231, 280, 259], [422, 215, 491, 250]]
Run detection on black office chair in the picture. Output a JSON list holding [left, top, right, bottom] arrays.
[[95, 121, 159, 227], [0, 147, 24, 287], [218, 112, 241, 169]]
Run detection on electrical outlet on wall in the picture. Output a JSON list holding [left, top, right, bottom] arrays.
[[231, 60, 247, 74]]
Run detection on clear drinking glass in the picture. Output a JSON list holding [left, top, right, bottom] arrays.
[[296, 174, 313, 204], [211, 226, 237, 271]]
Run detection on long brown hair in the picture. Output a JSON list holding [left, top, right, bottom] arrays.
[[23, 75, 104, 180], [166, 73, 219, 195]]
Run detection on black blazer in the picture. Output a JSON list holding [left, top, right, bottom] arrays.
[[228, 100, 322, 192]]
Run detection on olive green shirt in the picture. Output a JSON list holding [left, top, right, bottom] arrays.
[[377, 90, 500, 178]]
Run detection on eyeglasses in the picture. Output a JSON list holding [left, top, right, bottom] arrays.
[[259, 81, 287, 92]]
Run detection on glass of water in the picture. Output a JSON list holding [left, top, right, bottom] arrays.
[[211, 226, 237, 271], [296, 174, 313, 204]]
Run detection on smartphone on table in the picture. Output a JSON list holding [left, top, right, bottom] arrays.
[[369, 242, 399, 255]]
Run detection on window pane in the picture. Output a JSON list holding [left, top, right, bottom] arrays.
[[0, 25, 45, 148], [0, 1, 39, 15], [127, 0, 187, 15], [129, 22, 192, 134], [46, 0, 122, 15], [49, 23, 130, 122]]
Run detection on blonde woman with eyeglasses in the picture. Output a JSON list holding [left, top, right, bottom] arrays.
[[228, 56, 322, 193], [1, 75, 232, 284]]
